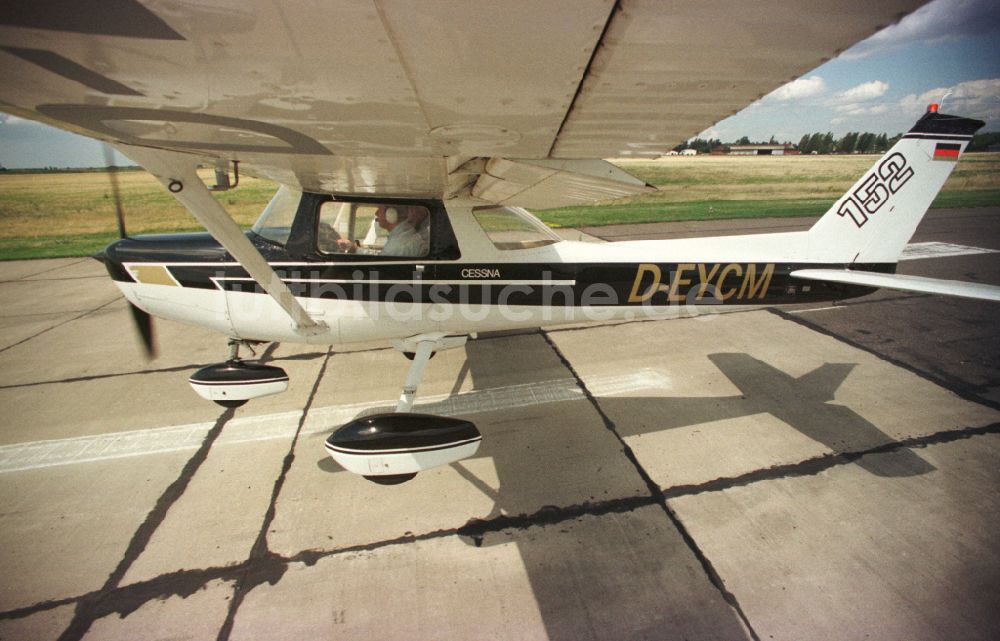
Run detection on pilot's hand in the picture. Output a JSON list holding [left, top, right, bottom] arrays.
[[318, 221, 341, 244], [336, 238, 360, 253]]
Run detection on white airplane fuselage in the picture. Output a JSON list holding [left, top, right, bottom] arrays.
[[104, 204, 868, 347], [99, 110, 988, 348]]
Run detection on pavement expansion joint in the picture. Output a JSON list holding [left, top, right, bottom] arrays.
[[0, 344, 324, 391], [0, 362, 208, 390], [539, 329, 763, 641], [664, 421, 1000, 500], [0, 275, 107, 284], [0, 259, 91, 282], [51, 407, 235, 641], [0, 296, 121, 355], [216, 348, 331, 641], [5, 420, 997, 632]]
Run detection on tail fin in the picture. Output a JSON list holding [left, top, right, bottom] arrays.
[[807, 106, 984, 264]]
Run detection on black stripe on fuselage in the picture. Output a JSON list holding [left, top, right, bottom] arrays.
[[124, 261, 892, 307], [901, 133, 973, 141]]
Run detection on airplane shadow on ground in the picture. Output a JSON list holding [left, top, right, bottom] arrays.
[[607, 352, 937, 479], [462, 348, 934, 640], [312, 345, 936, 640], [321, 349, 934, 479], [317, 348, 935, 485]]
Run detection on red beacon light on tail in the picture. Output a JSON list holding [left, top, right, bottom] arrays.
[[928, 103, 939, 113]]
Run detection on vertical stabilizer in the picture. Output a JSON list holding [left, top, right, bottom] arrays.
[[807, 106, 984, 264]]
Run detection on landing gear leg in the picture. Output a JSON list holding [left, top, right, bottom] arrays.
[[323, 334, 477, 485], [390, 333, 468, 413], [227, 338, 261, 363], [396, 339, 435, 413]]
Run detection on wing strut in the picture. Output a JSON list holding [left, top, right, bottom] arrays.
[[118, 145, 326, 335]]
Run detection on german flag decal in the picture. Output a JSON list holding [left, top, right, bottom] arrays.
[[933, 143, 961, 161]]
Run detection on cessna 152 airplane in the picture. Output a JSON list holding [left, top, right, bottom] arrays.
[[1, 0, 996, 483]]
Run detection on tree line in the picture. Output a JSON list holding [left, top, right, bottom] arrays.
[[674, 131, 997, 155], [798, 131, 895, 154]]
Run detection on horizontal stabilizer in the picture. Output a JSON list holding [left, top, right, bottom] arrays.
[[791, 269, 1000, 302]]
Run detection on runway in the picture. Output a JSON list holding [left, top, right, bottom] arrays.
[[1, 207, 998, 640]]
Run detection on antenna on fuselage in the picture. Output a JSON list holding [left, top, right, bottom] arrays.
[[938, 89, 953, 112]]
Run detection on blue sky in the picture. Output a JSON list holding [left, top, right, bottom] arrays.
[[698, 0, 1000, 143], [0, 0, 998, 167]]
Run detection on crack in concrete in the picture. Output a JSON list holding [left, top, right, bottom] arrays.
[[6, 315, 994, 635], [664, 421, 1000, 500], [47, 345, 289, 638], [0, 275, 106, 284], [0, 350, 328, 390], [539, 330, 763, 641], [0, 259, 91, 282], [5, 420, 998, 629], [215, 348, 332, 641], [0, 363, 209, 390], [54, 407, 235, 641], [0, 296, 120, 354]]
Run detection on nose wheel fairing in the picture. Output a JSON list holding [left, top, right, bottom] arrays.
[[188, 360, 289, 407]]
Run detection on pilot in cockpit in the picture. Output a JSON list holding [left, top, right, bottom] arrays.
[[337, 205, 429, 257]]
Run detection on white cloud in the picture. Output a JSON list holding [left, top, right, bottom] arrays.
[[825, 80, 891, 117], [833, 104, 892, 117], [838, 80, 889, 102], [899, 78, 1000, 122], [769, 75, 826, 101]]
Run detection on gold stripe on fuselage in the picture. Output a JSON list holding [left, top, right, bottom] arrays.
[[128, 265, 179, 287]]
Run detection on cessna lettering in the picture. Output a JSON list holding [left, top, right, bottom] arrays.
[[628, 263, 776, 303], [461, 268, 501, 279]]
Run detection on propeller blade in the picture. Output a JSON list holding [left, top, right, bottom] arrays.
[[103, 143, 127, 239], [102, 145, 155, 359], [128, 302, 157, 359]]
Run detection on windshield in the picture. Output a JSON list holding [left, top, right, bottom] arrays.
[[251, 185, 302, 245], [471, 206, 561, 250]]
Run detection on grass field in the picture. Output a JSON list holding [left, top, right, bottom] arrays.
[[1, 153, 997, 260], [539, 152, 1000, 227], [0, 170, 278, 260]]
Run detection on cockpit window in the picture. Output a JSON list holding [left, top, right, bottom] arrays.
[[472, 206, 561, 250], [318, 201, 430, 258], [251, 185, 301, 246]]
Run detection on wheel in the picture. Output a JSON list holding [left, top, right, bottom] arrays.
[[214, 399, 248, 408], [363, 473, 417, 485]]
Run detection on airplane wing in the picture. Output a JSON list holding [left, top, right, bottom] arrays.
[[0, 0, 926, 205], [791, 269, 1000, 302]]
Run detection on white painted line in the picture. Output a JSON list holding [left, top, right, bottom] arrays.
[[788, 306, 843, 314], [0, 369, 670, 473], [900, 242, 999, 261]]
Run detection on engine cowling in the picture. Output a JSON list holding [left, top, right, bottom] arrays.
[[325, 413, 482, 484]]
